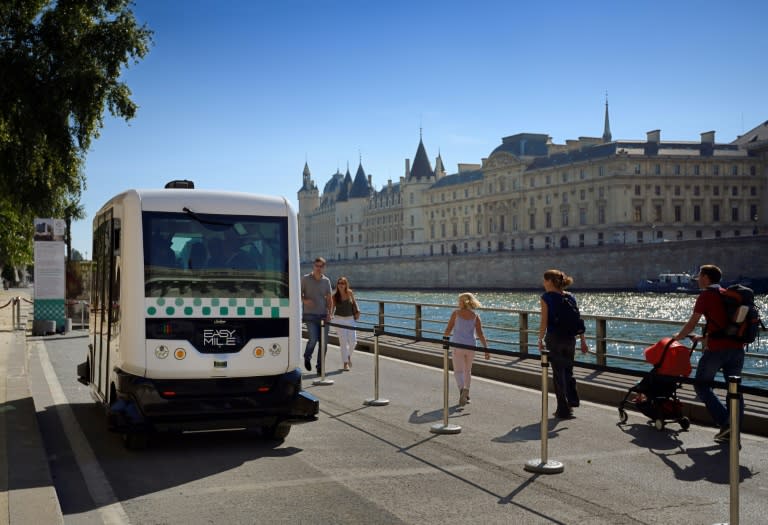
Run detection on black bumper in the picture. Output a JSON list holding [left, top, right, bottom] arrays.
[[110, 367, 318, 432]]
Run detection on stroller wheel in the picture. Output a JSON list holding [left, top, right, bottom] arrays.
[[679, 417, 690, 431], [618, 408, 628, 424], [654, 419, 665, 431]]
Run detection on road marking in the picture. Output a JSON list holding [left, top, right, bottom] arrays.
[[34, 341, 131, 524]]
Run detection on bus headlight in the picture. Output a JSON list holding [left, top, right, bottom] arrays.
[[155, 345, 169, 359]]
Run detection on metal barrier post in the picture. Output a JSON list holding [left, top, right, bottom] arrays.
[[723, 376, 742, 525], [312, 320, 334, 386], [415, 304, 422, 340], [430, 337, 461, 434], [595, 318, 607, 366], [378, 301, 385, 329], [80, 300, 85, 329], [525, 351, 564, 474], [364, 325, 389, 406], [519, 312, 529, 355], [15, 297, 21, 330]]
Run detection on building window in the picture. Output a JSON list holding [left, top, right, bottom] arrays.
[[693, 185, 700, 196], [732, 186, 738, 196], [579, 207, 587, 225], [674, 206, 682, 222], [529, 214, 536, 230], [713, 204, 720, 222], [634, 185, 641, 196], [452, 223, 457, 237], [562, 172, 568, 183], [634, 164, 641, 174], [580, 189, 586, 200], [713, 165, 720, 175], [713, 186, 720, 196], [654, 205, 662, 222], [464, 222, 469, 235], [545, 174, 551, 185], [579, 233, 584, 247], [750, 165, 756, 176], [636, 231, 643, 243], [731, 207, 739, 222], [545, 212, 552, 228], [580, 169, 586, 179], [597, 232, 604, 245], [598, 206, 606, 224], [676, 231, 683, 240], [599, 166, 605, 177], [654, 185, 661, 196], [694, 165, 700, 175], [655, 164, 661, 175], [633, 206, 642, 222], [561, 211, 569, 227], [732, 165, 738, 176], [693, 205, 701, 222], [674, 164, 680, 175], [598, 186, 605, 199]]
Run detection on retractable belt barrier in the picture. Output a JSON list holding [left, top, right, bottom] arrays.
[[316, 322, 752, 523]]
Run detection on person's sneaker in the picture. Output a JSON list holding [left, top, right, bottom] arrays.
[[304, 358, 312, 371], [714, 426, 731, 442], [459, 388, 469, 407]]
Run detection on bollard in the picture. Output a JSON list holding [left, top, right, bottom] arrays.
[[15, 297, 22, 331], [723, 376, 742, 525], [430, 337, 461, 434], [11, 297, 17, 329], [364, 325, 389, 406], [312, 319, 334, 386], [524, 351, 564, 474]]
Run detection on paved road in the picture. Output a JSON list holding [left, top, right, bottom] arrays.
[[13, 325, 768, 524]]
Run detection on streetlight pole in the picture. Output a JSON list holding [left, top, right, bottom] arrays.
[[753, 214, 759, 235]]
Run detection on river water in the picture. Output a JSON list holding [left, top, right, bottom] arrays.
[[354, 289, 768, 390]]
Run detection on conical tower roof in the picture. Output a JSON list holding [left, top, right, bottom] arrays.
[[349, 162, 371, 198], [409, 138, 433, 181]]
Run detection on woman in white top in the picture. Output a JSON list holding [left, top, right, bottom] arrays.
[[443, 292, 489, 406], [332, 277, 358, 371]]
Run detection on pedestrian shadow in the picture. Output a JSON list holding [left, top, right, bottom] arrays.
[[652, 444, 756, 484], [408, 405, 470, 424], [493, 420, 563, 443]]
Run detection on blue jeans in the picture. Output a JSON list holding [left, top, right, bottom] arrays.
[[694, 347, 745, 428], [303, 314, 329, 364]]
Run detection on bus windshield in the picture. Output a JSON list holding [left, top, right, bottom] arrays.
[[143, 211, 289, 298]]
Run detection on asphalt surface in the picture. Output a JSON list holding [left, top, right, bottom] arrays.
[[3, 288, 768, 524]]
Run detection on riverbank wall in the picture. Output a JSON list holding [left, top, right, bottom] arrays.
[[302, 235, 768, 290]]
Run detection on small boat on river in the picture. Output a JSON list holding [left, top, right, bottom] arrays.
[[637, 273, 697, 293]]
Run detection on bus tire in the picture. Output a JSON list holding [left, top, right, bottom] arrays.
[[268, 422, 291, 441]]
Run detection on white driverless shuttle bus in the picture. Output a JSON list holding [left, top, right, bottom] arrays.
[[78, 180, 318, 448]]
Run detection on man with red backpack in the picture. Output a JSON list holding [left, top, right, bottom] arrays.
[[673, 264, 744, 444]]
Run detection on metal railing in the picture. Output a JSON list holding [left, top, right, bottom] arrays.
[[355, 298, 768, 387]]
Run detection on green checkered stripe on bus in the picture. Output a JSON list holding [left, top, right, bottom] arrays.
[[34, 298, 66, 327], [145, 297, 290, 318]]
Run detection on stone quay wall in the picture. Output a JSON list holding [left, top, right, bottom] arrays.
[[302, 235, 768, 291]]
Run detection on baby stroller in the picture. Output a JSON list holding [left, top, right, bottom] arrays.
[[618, 337, 695, 431]]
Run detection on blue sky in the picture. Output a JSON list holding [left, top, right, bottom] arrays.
[[74, 0, 768, 256]]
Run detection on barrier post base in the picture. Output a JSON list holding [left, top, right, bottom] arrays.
[[430, 423, 461, 435], [312, 378, 334, 386], [524, 459, 564, 474], [364, 398, 389, 406]]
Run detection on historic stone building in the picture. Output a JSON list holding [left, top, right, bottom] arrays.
[[297, 110, 767, 263]]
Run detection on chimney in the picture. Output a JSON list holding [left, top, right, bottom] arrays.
[[646, 130, 661, 143], [405, 158, 410, 179], [700, 130, 715, 157], [644, 130, 660, 156]]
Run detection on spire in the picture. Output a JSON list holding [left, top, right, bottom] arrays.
[[300, 162, 315, 191], [409, 135, 434, 181], [349, 161, 371, 198], [602, 93, 612, 143]]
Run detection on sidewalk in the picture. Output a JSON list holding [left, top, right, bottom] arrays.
[[0, 289, 63, 525]]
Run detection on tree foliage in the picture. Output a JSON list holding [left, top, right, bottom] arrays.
[[0, 0, 152, 266]]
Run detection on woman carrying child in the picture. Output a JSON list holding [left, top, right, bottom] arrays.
[[443, 292, 490, 407], [332, 276, 359, 371]]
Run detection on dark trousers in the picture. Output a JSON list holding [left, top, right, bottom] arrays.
[[545, 334, 580, 415]]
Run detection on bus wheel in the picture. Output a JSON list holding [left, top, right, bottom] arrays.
[[122, 432, 149, 450], [268, 423, 291, 441]]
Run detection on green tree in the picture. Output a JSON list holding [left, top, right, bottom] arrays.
[[0, 0, 152, 266]]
